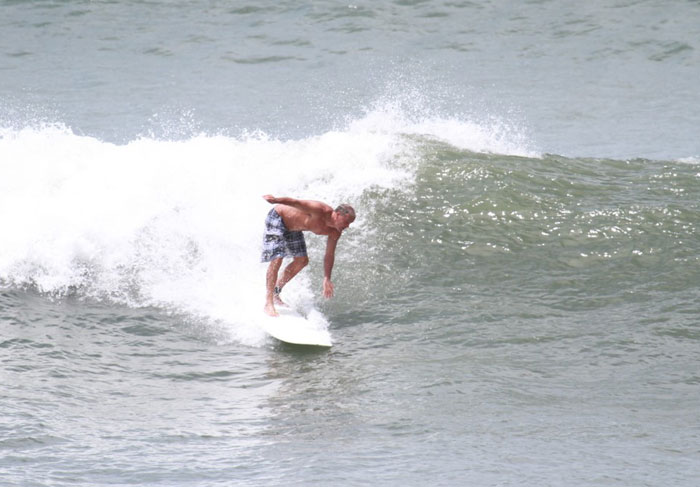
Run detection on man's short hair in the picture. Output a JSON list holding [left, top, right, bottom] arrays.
[[335, 204, 356, 220]]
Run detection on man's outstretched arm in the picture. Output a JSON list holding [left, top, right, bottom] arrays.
[[263, 195, 332, 216]]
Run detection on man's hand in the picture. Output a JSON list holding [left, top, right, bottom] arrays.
[[323, 277, 335, 298], [262, 194, 278, 204]]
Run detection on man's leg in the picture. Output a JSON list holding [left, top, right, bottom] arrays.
[[275, 256, 309, 301], [265, 258, 283, 316]]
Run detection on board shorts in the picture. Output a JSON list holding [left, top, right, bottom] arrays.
[[261, 208, 308, 262]]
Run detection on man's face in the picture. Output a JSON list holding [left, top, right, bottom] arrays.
[[333, 211, 355, 231]]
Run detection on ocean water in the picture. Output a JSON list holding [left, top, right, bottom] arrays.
[[2, 1, 699, 486]]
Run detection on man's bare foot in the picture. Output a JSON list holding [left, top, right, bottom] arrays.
[[264, 302, 279, 317], [273, 286, 288, 307]]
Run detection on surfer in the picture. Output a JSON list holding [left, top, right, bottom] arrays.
[[261, 195, 356, 317]]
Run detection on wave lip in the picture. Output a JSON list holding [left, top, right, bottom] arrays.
[[349, 99, 540, 158]]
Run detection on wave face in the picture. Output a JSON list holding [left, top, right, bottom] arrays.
[[355, 149, 699, 325]]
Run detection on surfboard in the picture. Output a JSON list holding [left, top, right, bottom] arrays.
[[260, 307, 332, 347]]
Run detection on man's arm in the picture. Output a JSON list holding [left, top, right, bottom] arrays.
[[263, 195, 332, 216], [322, 233, 340, 298]]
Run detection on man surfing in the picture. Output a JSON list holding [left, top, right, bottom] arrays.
[[261, 195, 356, 317]]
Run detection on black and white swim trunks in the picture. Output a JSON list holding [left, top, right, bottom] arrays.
[[261, 208, 308, 262]]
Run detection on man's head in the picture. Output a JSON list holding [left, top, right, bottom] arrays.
[[333, 204, 356, 230]]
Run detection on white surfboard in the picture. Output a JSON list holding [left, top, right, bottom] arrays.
[[260, 307, 332, 347]]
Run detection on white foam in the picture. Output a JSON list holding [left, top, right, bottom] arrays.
[[677, 156, 699, 165], [0, 121, 410, 345]]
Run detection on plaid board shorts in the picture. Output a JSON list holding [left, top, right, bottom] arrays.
[[261, 208, 308, 262]]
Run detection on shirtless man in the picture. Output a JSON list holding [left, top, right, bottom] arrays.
[[261, 195, 356, 317]]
